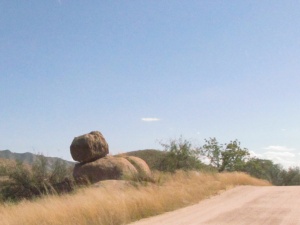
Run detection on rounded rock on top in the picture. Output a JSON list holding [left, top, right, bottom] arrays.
[[70, 131, 109, 163]]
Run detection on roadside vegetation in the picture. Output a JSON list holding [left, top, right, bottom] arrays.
[[0, 136, 299, 224], [0, 155, 74, 202], [126, 137, 300, 186], [197, 137, 300, 186], [0, 171, 269, 225]]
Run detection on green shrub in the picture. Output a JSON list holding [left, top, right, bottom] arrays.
[[0, 155, 74, 202]]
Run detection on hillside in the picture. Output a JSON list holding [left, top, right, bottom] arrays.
[[0, 150, 75, 168]]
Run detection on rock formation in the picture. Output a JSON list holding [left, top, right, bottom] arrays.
[[71, 131, 151, 184]]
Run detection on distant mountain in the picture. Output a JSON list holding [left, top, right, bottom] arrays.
[[0, 150, 75, 168]]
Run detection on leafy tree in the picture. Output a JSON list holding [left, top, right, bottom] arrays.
[[242, 158, 300, 185], [268, 163, 284, 185], [200, 137, 222, 169], [159, 137, 204, 172], [220, 140, 250, 172], [242, 158, 282, 184], [280, 167, 300, 186], [200, 138, 250, 172]]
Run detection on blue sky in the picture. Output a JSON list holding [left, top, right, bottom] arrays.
[[1, 1, 300, 167]]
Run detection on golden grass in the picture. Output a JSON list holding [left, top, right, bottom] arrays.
[[0, 171, 270, 225]]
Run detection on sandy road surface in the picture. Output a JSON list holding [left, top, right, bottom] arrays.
[[129, 186, 300, 225]]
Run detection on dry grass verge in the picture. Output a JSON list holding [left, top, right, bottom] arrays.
[[0, 171, 270, 225]]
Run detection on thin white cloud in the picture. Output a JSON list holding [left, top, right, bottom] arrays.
[[264, 151, 295, 158], [141, 118, 161, 122], [252, 145, 300, 168]]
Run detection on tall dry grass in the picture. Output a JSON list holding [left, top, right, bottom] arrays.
[[0, 171, 270, 225]]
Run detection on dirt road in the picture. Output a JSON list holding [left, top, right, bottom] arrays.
[[129, 186, 300, 225]]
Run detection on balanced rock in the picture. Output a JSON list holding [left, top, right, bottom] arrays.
[[73, 156, 138, 183], [70, 131, 109, 163]]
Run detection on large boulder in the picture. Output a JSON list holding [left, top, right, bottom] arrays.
[[70, 131, 109, 163], [73, 156, 138, 184], [123, 156, 152, 178]]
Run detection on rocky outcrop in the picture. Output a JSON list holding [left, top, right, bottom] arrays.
[[70, 131, 152, 184], [70, 131, 109, 163], [73, 156, 138, 183]]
